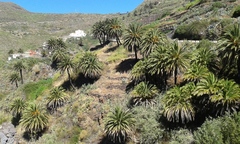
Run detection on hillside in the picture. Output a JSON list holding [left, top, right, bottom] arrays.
[[1, 0, 240, 144]]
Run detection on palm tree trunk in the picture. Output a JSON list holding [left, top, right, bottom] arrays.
[[133, 45, 138, 60], [174, 65, 178, 85], [237, 57, 240, 83], [15, 81, 18, 88], [20, 69, 23, 84], [67, 68, 75, 89]]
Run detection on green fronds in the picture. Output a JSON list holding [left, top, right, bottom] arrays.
[[105, 107, 135, 143]]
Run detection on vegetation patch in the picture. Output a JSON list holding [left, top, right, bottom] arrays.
[[232, 5, 240, 18], [23, 78, 52, 101], [106, 45, 128, 63]]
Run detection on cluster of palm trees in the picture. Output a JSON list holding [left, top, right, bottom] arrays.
[[92, 18, 122, 46], [10, 85, 69, 138], [101, 19, 240, 142], [46, 38, 103, 89]]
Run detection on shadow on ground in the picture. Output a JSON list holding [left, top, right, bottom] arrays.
[[90, 41, 110, 51], [104, 45, 119, 53], [61, 73, 99, 90], [115, 58, 138, 73]]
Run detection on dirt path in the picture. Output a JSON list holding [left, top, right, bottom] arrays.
[[89, 44, 130, 103]]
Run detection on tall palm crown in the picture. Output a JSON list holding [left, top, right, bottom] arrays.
[[165, 41, 190, 85], [77, 52, 103, 78], [123, 23, 144, 60], [10, 98, 26, 117], [47, 87, 68, 111], [218, 24, 240, 78], [9, 72, 20, 88], [105, 107, 135, 143], [162, 83, 196, 123], [58, 56, 75, 88], [51, 47, 67, 63], [141, 29, 165, 57], [20, 104, 48, 133], [13, 60, 25, 84], [109, 18, 122, 46]]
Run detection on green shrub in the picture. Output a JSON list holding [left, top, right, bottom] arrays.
[[212, 2, 225, 9], [194, 112, 240, 144], [132, 106, 164, 143], [23, 78, 52, 101], [169, 129, 194, 144], [232, 5, 240, 18], [174, 20, 209, 40]]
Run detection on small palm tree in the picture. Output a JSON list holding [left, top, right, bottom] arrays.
[[10, 98, 26, 117], [105, 107, 135, 143], [183, 64, 209, 83], [123, 23, 144, 60], [20, 103, 48, 135], [193, 73, 220, 97], [131, 82, 158, 106], [162, 83, 195, 123], [130, 59, 148, 81], [210, 79, 240, 115], [77, 52, 103, 79], [9, 72, 20, 88], [141, 29, 165, 57], [47, 87, 68, 112], [58, 56, 75, 88], [13, 60, 25, 84], [218, 24, 240, 78]]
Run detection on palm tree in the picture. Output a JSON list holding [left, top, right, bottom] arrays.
[[13, 60, 25, 84], [165, 41, 190, 85], [51, 47, 67, 64], [10, 98, 26, 117], [218, 24, 240, 79], [123, 23, 144, 60], [20, 103, 48, 135], [109, 18, 122, 46], [162, 83, 195, 123], [130, 59, 148, 81], [77, 52, 103, 79], [210, 79, 240, 115], [47, 87, 68, 112], [47, 38, 57, 50], [131, 82, 158, 106], [104, 107, 135, 143], [193, 73, 220, 97], [9, 72, 20, 88], [147, 45, 168, 87], [183, 64, 209, 83], [58, 56, 75, 88], [141, 29, 165, 57], [192, 47, 219, 73]]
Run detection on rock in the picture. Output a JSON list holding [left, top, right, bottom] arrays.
[[0, 123, 16, 144]]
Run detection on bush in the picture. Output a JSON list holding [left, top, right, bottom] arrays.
[[169, 129, 194, 144], [132, 106, 164, 143], [194, 112, 240, 144], [174, 20, 209, 40], [232, 6, 240, 18]]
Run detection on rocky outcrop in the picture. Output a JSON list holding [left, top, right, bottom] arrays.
[[0, 123, 17, 144]]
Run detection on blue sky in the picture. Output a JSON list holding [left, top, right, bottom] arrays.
[[0, 0, 144, 14]]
